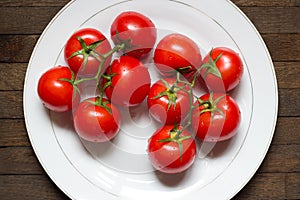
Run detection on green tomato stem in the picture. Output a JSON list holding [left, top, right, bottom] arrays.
[[73, 43, 125, 85], [70, 42, 125, 111]]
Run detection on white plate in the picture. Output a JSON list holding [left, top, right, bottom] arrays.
[[23, 0, 278, 199]]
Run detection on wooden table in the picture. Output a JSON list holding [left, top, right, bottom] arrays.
[[0, 0, 299, 199]]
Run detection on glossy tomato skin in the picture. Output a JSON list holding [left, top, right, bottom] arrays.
[[104, 56, 151, 107], [191, 93, 241, 142], [147, 125, 197, 174], [73, 97, 121, 142], [201, 47, 243, 92], [37, 66, 79, 112], [110, 11, 157, 58], [147, 78, 191, 125], [154, 33, 202, 79], [64, 28, 112, 77]]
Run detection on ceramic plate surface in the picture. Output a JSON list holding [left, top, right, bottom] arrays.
[[24, 0, 278, 199]]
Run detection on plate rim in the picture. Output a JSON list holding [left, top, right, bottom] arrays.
[[226, 1, 278, 198]]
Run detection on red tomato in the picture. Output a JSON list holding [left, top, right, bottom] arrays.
[[191, 93, 241, 142], [147, 78, 191, 125], [110, 11, 157, 59], [37, 66, 80, 112], [64, 28, 112, 77], [103, 56, 151, 107], [200, 47, 243, 92], [73, 97, 121, 142], [147, 125, 197, 174], [154, 33, 202, 79]]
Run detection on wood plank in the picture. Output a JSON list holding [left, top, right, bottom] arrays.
[[0, 91, 24, 118], [240, 7, 300, 34], [232, 0, 300, 6], [0, 119, 298, 174], [263, 34, 300, 61], [0, 172, 293, 200], [0, 63, 27, 90], [0, 173, 297, 199], [0, 7, 299, 34], [278, 89, 300, 117], [0, 147, 43, 174], [0, 34, 299, 63], [259, 144, 300, 173], [0, 143, 298, 175], [0, 62, 299, 91], [0, 0, 299, 7], [0, 7, 61, 34], [0, 0, 68, 7], [0, 173, 289, 200], [0, 119, 29, 146], [286, 173, 300, 199], [233, 173, 286, 199], [0, 148, 297, 199], [0, 35, 39, 63], [272, 117, 300, 145], [0, 175, 69, 200], [0, 88, 299, 119], [1, 117, 299, 147], [274, 62, 300, 89]]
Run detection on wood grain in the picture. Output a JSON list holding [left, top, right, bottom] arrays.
[[1, 61, 299, 90], [286, 173, 300, 199], [0, 34, 299, 63], [0, 63, 26, 90], [2, 90, 299, 119], [263, 34, 300, 61], [2, 0, 300, 7], [234, 173, 286, 199], [0, 91, 24, 118], [0, 0, 299, 7], [240, 7, 300, 34], [0, 35, 39, 63], [0, 0, 69, 7], [0, 173, 290, 200], [0, 175, 68, 200], [278, 89, 300, 117], [0, 173, 295, 200], [232, 0, 300, 6], [274, 62, 300, 89], [272, 117, 300, 145], [0, 119, 29, 146], [259, 144, 300, 173], [0, 147, 43, 174], [0, 7, 61, 34], [1, 117, 298, 148], [0, 144, 298, 175], [0, 7, 299, 34], [0, 173, 293, 200]]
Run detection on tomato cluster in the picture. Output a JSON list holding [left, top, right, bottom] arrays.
[[37, 11, 243, 174]]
